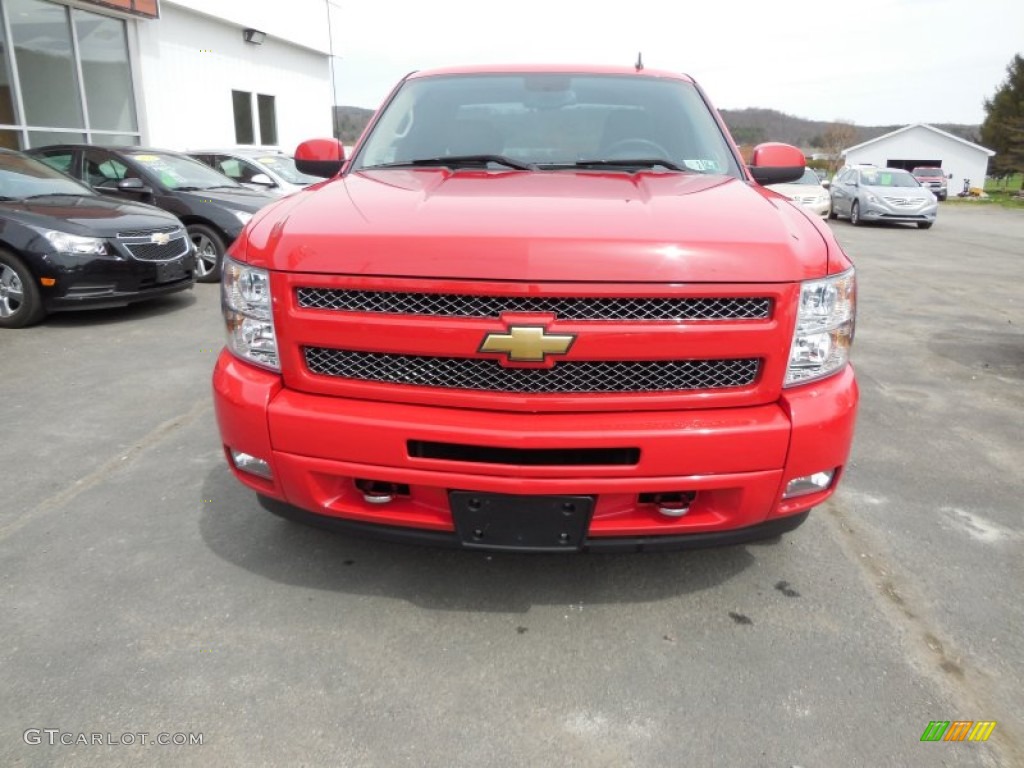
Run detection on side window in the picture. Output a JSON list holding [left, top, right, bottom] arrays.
[[38, 151, 75, 176], [214, 155, 244, 181], [84, 151, 135, 189]]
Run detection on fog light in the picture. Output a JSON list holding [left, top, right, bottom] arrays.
[[230, 449, 272, 480], [783, 470, 835, 499]]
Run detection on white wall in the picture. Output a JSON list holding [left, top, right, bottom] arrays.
[[844, 126, 992, 194], [134, 3, 333, 152], [164, 0, 337, 55]]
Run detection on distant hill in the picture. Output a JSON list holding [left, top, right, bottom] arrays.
[[719, 108, 981, 150], [333, 104, 981, 151], [333, 106, 375, 143]]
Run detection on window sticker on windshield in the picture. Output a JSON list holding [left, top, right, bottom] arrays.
[[683, 158, 721, 173], [133, 155, 187, 184]]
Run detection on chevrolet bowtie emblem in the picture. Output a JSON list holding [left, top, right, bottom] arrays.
[[479, 326, 576, 363], [150, 232, 171, 245]]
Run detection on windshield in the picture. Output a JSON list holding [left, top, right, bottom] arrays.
[[254, 155, 320, 185], [913, 168, 942, 177], [860, 170, 921, 188], [795, 168, 822, 185], [127, 151, 244, 191], [353, 73, 741, 176], [0, 152, 92, 199]]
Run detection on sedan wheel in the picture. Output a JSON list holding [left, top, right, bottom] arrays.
[[188, 224, 226, 283], [0, 251, 45, 328], [850, 201, 862, 226]]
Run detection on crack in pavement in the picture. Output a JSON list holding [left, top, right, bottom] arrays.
[[823, 496, 1020, 766], [0, 399, 212, 543]]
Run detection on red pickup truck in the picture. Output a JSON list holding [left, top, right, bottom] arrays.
[[213, 65, 858, 552]]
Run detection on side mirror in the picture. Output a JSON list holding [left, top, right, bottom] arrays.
[[821, 179, 831, 189], [295, 138, 346, 178], [748, 142, 806, 185], [249, 173, 275, 187], [117, 177, 150, 193]]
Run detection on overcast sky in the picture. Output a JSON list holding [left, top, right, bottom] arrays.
[[327, 0, 1022, 127]]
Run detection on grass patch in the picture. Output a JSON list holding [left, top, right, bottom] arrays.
[[943, 174, 1024, 209]]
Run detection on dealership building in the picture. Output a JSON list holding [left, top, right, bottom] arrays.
[[0, 0, 336, 153]]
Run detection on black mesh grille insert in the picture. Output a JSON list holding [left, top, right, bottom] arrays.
[[303, 348, 760, 394], [409, 441, 640, 466], [296, 289, 771, 321], [124, 236, 189, 262]]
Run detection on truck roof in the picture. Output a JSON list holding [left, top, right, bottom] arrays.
[[407, 63, 695, 82]]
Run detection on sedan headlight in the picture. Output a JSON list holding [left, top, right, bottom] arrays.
[[43, 230, 107, 256], [222, 257, 278, 371], [785, 269, 856, 387], [865, 192, 881, 205]]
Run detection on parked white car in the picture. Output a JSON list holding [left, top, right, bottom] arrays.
[[767, 168, 831, 217], [188, 149, 322, 196]]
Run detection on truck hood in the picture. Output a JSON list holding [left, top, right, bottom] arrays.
[[243, 169, 830, 283]]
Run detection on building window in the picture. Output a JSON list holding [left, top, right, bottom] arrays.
[[0, 0, 142, 149], [74, 8, 139, 134], [8, 0, 86, 131], [232, 90, 254, 144], [257, 94, 277, 146], [232, 91, 277, 146]]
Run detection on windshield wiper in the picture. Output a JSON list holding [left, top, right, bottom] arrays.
[[175, 186, 204, 191], [22, 192, 84, 199], [545, 158, 687, 172], [204, 185, 243, 190], [363, 155, 537, 171]]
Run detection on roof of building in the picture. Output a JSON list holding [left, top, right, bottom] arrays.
[[844, 123, 995, 156]]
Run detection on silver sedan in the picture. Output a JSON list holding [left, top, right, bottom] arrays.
[[829, 167, 937, 229]]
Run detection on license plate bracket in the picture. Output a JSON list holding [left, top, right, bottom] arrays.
[[155, 261, 185, 283], [449, 492, 594, 552]]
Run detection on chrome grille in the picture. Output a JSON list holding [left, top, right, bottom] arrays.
[[117, 225, 178, 238], [882, 197, 924, 208], [296, 289, 771, 321], [303, 348, 760, 393]]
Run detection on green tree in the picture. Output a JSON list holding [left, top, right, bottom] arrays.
[[980, 54, 1024, 188]]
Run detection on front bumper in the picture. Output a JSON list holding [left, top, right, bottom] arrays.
[[213, 352, 858, 549], [41, 251, 195, 311], [860, 205, 937, 224]]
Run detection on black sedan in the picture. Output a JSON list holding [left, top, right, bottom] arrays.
[[27, 145, 277, 282], [0, 149, 194, 328]]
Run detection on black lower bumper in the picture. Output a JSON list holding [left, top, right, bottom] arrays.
[[45, 273, 194, 311], [257, 495, 810, 553]]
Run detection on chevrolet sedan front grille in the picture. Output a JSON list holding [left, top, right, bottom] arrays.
[[296, 289, 771, 321], [303, 347, 760, 393], [117, 229, 190, 262]]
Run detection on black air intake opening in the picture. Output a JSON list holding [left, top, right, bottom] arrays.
[[408, 441, 640, 467]]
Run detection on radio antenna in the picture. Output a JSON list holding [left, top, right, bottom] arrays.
[[635, 52, 644, 72]]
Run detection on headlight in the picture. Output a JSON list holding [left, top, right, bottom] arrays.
[[785, 268, 856, 387], [233, 211, 254, 225], [222, 257, 278, 371], [865, 192, 880, 204], [43, 230, 107, 256]]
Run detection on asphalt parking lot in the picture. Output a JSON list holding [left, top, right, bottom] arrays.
[[1, 204, 1021, 767]]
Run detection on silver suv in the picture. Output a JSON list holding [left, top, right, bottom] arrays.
[[829, 166, 937, 229]]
